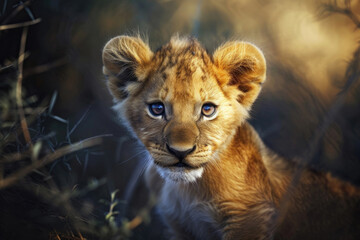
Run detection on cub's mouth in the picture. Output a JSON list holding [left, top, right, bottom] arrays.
[[154, 160, 205, 170], [172, 162, 191, 168]]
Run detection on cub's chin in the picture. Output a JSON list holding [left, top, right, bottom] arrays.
[[155, 165, 204, 183]]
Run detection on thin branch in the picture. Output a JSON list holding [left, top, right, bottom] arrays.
[[16, 26, 32, 147], [347, 10, 360, 29], [322, 1, 360, 28], [0, 18, 41, 31], [277, 35, 360, 225], [0, 135, 105, 189]]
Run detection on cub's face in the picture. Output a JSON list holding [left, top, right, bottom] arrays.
[[103, 36, 266, 182]]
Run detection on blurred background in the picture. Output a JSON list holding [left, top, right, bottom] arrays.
[[1, 0, 360, 239]]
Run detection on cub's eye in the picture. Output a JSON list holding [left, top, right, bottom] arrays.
[[149, 102, 165, 117], [201, 103, 216, 117]]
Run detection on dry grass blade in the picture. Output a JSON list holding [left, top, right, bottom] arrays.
[[2, 0, 8, 15], [76, 229, 85, 240], [0, 151, 30, 163], [127, 216, 143, 230], [0, 135, 104, 190], [0, 18, 41, 31], [16, 26, 32, 147], [56, 233, 61, 240]]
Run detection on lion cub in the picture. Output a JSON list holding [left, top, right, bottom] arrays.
[[102, 35, 360, 239]]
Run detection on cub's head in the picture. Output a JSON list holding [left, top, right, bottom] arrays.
[[102, 35, 266, 182]]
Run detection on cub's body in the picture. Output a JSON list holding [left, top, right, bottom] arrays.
[[102, 35, 360, 239], [146, 122, 360, 239]]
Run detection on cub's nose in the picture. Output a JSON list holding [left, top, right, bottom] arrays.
[[166, 144, 196, 160]]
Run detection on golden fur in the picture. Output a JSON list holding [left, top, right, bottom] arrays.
[[102, 35, 360, 239]]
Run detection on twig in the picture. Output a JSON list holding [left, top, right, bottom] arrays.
[[277, 7, 360, 223], [0, 135, 105, 189], [322, 1, 360, 28], [16, 26, 32, 147], [0, 18, 41, 31]]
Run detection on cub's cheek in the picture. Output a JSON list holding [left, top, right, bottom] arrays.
[[135, 124, 161, 140]]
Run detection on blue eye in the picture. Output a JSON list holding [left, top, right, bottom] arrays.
[[149, 102, 165, 116], [201, 103, 216, 117]]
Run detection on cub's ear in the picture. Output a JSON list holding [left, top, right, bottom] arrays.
[[102, 35, 153, 101], [213, 41, 266, 109]]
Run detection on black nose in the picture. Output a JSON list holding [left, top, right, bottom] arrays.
[[166, 144, 196, 160]]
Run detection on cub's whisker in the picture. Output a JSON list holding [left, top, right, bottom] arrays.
[[117, 150, 148, 166], [122, 153, 152, 213]]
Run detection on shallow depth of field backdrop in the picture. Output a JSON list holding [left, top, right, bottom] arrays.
[[1, 0, 360, 239]]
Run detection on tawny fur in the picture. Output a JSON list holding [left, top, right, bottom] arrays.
[[102, 35, 360, 240]]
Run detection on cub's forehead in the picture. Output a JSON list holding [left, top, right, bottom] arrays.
[[147, 37, 223, 102], [153, 36, 212, 67]]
